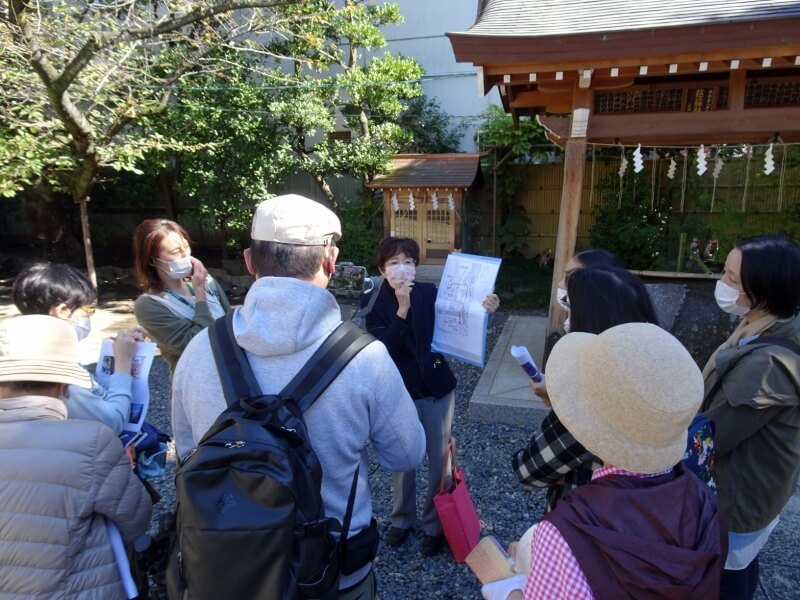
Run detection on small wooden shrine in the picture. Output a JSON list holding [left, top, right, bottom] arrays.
[[449, 0, 800, 334], [367, 153, 485, 264]]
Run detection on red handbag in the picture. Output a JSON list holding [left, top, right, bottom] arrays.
[[433, 437, 481, 562]]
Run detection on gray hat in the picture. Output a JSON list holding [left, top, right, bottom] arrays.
[[251, 194, 341, 245], [546, 322, 703, 474], [0, 315, 92, 388]]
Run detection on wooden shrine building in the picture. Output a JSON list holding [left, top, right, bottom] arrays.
[[367, 153, 485, 264], [448, 0, 800, 335]]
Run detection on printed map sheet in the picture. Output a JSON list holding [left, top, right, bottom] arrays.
[[432, 253, 501, 367]]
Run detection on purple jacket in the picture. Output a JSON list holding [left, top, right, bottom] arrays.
[[544, 464, 726, 599]]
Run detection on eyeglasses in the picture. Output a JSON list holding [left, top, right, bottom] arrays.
[[385, 259, 416, 267], [80, 305, 96, 316]]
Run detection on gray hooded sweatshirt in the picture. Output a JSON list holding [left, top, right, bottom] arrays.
[[171, 276, 426, 589]]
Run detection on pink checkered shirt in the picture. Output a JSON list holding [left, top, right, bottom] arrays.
[[522, 465, 673, 600]]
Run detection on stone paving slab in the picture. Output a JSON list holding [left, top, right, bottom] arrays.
[[469, 314, 549, 427]]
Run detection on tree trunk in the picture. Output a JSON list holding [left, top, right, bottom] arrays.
[[158, 158, 180, 221], [77, 198, 97, 287]]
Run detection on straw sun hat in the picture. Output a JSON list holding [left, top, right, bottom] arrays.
[[546, 322, 703, 474], [0, 315, 92, 388]]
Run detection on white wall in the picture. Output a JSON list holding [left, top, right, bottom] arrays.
[[380, 0, 501, 152]]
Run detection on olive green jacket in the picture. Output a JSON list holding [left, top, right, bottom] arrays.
[[700, 312, 800, 532], [134, 277, 230, 379]]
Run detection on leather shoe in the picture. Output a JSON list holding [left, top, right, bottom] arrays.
[[386, 526, 411, 547], [421, 534, 445, 556]]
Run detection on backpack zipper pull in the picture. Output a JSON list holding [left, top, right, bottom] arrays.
[[225, 441, 245, 449]]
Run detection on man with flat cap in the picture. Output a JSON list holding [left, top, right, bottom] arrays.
[[171, 194, 425, 599]]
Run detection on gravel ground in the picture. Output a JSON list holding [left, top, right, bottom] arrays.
[[144, 307, 543, 600]]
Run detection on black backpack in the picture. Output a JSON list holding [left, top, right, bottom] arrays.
[[167, 313, 375, 600]]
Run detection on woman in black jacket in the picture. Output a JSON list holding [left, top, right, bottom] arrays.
[[363, 237, 499, 556]]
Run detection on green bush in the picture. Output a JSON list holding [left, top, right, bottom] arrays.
[[589, 173, 669, 270]]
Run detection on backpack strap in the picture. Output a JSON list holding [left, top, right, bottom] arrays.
[[209, 310, 263, 408], [282, 321, 376, 414]]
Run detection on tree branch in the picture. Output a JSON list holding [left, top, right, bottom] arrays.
[[55, 0, 292, 94]]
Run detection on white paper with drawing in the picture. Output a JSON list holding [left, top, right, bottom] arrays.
[[94, 340, 157, 446], [432, 253, 502, 367]]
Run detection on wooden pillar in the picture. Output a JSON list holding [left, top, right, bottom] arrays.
[[545, 87, 591, 354], [383, 188, 392, 237], [729, 69, 746, 112]]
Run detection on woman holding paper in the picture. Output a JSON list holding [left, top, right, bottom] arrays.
[[132, 219, 230, 379], [11, 262, 144, 435], [362, 237, 499, 556]]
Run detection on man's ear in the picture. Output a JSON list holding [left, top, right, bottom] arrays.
[[243, 247, 255, 276], [327, 246, 340, 276], [49, 303, 72, 320]]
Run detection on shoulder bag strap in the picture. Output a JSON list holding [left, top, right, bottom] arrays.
[[351, 277, 383, 322], [340, 466, 360, 547], [750, 335, 800, 357], [209, 310, 263, 407], [282, 321, 376, 413], [705, 334, 800, 404]]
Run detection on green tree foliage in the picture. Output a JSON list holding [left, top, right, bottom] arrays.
[[144, 51, 285, 257], [260, 0, 424, 208], [475, 104, 550, 256], [143, 0, 426, 252], [395, 96, 466, 154], [0, 0, 296, 282]]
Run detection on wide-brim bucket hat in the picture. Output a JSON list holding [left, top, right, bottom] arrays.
[[0, 315, 92, 388], [546, 322, 703, 474]]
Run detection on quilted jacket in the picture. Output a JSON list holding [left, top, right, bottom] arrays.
[[0, 395, 153, 599]]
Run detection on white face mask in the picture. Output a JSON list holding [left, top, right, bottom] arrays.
[[385, 264, 415, 288], [556, 287, 570, 311], [73, 316, 92, 342], [156, 256, 193, 280], [714, 280, 751, 316]]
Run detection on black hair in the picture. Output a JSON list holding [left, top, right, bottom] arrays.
[[567, 265, 659, 334], [248, 240, 329, 279], [573, 248, 620, 269], [737, 235, 800, 319], [12, 262, 96, 315], [376, 237, 420, 271]]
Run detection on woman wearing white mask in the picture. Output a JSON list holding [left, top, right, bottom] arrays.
[[133, 219, 230, 379], [11, 262, 142, 434], [362, 237, 499, 556], [700, 235, 800, 600]]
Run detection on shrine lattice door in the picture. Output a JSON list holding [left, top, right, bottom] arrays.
[[388, 191, 456, 265]]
